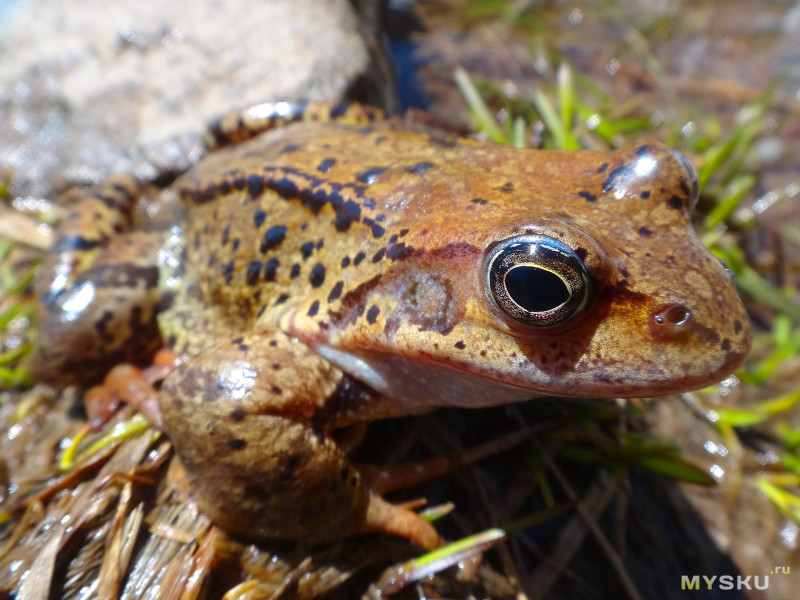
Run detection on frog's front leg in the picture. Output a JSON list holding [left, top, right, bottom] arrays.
[[160, 329, 443, 550]]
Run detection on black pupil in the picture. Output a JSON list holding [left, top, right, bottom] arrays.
[[505, 265, 570, 313]]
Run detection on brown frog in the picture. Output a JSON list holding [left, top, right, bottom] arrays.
[[30, 102, 751, 549]]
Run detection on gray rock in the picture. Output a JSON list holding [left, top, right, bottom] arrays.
[[0, 0, 395, 201]]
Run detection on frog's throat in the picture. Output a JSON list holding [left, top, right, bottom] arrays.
[[313, 343, 536, 414]]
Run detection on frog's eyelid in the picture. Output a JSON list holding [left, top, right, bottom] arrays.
[[716, 256, 736, 280], [670, 149, 700, 211]]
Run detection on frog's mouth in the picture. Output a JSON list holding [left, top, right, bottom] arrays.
[[313, 343, 537, 414], [312, 311, 750, 410]]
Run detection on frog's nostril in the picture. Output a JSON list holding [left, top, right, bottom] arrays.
[[655, 305, 691, 327], [670, 150, 700, 211], [651, 303, 694, 340]]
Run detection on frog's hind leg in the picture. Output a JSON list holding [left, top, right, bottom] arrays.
[[158, 328, 442, 549], [30, 177, 173, 385]]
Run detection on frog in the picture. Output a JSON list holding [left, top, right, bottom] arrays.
[[30, 101, 751, 550]]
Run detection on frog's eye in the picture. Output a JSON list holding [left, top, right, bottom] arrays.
[[670, 149, 699, 211], [484, 235, 592, 328]]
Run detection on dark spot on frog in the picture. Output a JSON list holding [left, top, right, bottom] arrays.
[[362, 197, 376, 209], [454, 340, 466, 349], [157, 291, 175, 313], [328, 281, 344, 302], [720, 338, 731, 351], [679, 180, 691, 197], [222, 261, 235, 284], [639, 227, 653, 236], [498, 182, 514, 193], [231, 239, 240, 252], [575, 247, 588, 261], [247, 174, 263, 199], [362, 217, 385, 238], [480, 349, 487, 357], [307, 300, 320, 317], [260, 225, 287, 253], [667, 195, 684, 210], [357, 126, 373, 135], [372, 248, 385, 263], [316, 158, 336, 173], [282, 453, 303, 481], [228, 439, 247, 450], [290, 264, 300, 278], [353, 251, 366, 266], [271, 363, 281, 370], [471, 198, 488, 205], [386, 242, 414, 260], [388, 234, 397, 244], [274, 294, 289, 305], [269, 339, 278, 347], [232, 174, 246, 191], [218, 179, 231, 195], [329, 103, 348, 118], [221, 224, 230, 246], [246, 260, 261, 286], [93, 310, 114, 343], [357, 166, 388, 185], [262, 166, 371, 233], [641, 191, 651, 199], [279, 144, 299, 155], [341, 256, 350, 268], [366, 305, 380, 324], [253, 209, 266, 228], [734, 320, 742, 333], [238, 343, 248, 351], [406, 162, 434, 175], [230, 410, 246, 422], [231, 336, 244, 344], [300, 241, 314, 259], [696, 325, 720, 345], [597, 162, 608, 173], [271, 385, 282, 395], [399, 228, 409, 237], [309, 263, 326, 287], [315, 239, 324, 249], [263, 258, 279, 281]]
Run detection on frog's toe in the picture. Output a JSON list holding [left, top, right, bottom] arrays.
[[363, 491, 444, 550], [84, 363, 163, 430]]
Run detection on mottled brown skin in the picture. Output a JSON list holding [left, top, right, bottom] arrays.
[[31, 107, 751, 549]]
